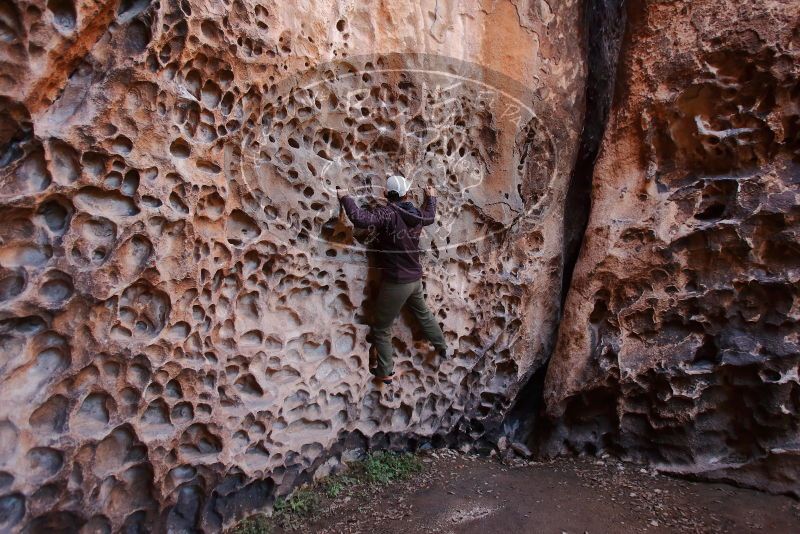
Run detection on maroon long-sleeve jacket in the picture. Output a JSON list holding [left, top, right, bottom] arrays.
[[340, 195, 437, 283]]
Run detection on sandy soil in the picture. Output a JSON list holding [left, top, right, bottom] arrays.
[[272, 451, 799, 534]]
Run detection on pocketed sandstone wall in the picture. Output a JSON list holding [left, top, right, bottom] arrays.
[[544, 0, 800, 497], [0, 0, 585, 530]]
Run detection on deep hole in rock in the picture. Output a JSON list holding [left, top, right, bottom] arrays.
[[0, 3, 23, 44], [0, 493, 25, 529], [111, 135, 133, 155], [38, 197, 72, 233], [125, 19, 152, 53], [169, 138, 191, 158], [47, 0, 76, 30], [0, 270, 25, 302]]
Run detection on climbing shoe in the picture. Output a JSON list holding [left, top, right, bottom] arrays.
[[370, 369, 394, 385]]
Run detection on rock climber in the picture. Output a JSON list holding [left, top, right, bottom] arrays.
[[337, 175, 447, 385]]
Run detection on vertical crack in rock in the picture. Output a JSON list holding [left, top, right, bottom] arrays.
[[560, 0, 628, 309], [504, 0, 628, 451]]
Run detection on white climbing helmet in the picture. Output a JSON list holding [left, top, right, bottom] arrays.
[[386, 174, 412, 196]]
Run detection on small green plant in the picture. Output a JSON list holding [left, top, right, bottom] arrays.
[[268, 486, 320, 530], [232, 514, 271, 534], [324, 480, 344, 498], [273, 487, 318, 517], [323, 474, 357, 498], [362, 451, 423, 484]]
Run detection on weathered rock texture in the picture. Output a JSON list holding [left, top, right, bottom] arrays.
[[0, 0, 586, 530], [544, 0, 800, 497], [3, 0, 799, 530]]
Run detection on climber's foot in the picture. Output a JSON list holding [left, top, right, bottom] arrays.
[[370, 369, 394, 385]]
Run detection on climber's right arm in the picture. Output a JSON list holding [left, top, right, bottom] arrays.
[[420, 186, 437, 226], [340, 194, 391, 230]]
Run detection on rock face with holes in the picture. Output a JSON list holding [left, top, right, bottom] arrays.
[[544, 0, 800, 497], [0, 0, 586, 530]]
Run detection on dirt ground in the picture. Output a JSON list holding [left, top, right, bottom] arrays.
[[270, 451, 800, 534]]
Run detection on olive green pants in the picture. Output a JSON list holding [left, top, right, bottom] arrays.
[[371, 280, 446, 376]]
